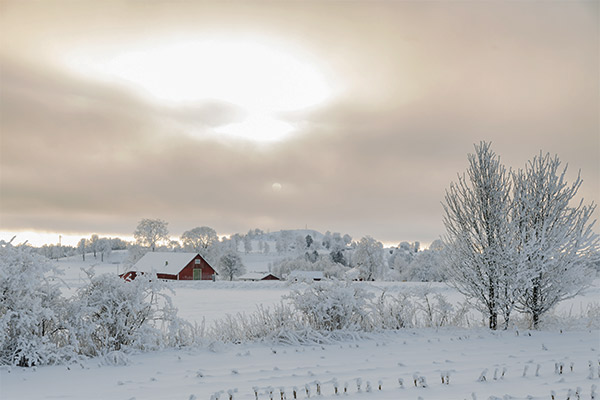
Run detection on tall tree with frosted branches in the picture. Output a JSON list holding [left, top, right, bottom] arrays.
[[442, 142, 519, 330], [133, 218, 169, 252], [512, 152, 598, 328], [180, 226, 218, 254]]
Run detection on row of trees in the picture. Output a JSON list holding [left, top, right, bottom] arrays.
[[270, 236, 445, 283], [443, 142, 598, 329]]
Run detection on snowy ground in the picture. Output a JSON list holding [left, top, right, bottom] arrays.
[[2, 328, 598, 399], [1, 253, 599, 399]]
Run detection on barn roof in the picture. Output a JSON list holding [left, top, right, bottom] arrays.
[[133, 252, 201, 275], [238, 272, 280, 281], [288, 270, 324, 280]]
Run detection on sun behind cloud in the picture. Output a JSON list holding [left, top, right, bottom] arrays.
[[65, 37, 335, 143]]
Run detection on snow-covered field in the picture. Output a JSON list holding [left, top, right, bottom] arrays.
[[1, 253, 599, 399], [2, 326, 598, 399]]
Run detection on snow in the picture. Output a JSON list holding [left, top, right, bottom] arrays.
[[130, 252, 200, 275], [2, 328, 598, 399], [1, 251, 599, 399], [288, 270, 324, 281]]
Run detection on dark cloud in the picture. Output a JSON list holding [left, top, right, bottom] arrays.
[[1, 1, 598, 245]]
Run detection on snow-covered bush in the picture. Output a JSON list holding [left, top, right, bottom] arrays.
[[0, 242, 72, 366], [74, 270, 171, 356], [369, 292, 416, 329], [413, 290, 470, 327], [286, 282, 373, 331], [210, 304, 304, 343]]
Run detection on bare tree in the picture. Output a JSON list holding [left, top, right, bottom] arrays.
[[218, 251, 246, 281], [442, 142, 517, 330], [512, 152, 598, 328], [133, 219, 169, 252]]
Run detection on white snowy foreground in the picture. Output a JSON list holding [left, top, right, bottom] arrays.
[[1, 253, 599, 399], [2, 328, 598, 399]]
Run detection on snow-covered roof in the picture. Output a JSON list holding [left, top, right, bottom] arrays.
[[132, 252, 199, 275], [345, 267, 361, 280], [238, 272, 280, 281], [288, 270, 324, 280]]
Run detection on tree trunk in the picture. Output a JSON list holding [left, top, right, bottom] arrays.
[[489, 311, 497, 330], [531, 275, 541, 329], [489, 280, 497, 330]]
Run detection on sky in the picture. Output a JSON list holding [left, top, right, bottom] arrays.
[[1, 1, 598, 247]]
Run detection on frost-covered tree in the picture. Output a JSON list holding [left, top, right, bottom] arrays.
[[328, 232, 348, 266], [322, 231, 332, 249], [181, 226, 218, 254], [110, 237, 128, 251], [343, 234, 353, 246], [0, 242, 68, 366], [291, 235, 303, 253], [400, 247, 446, 282], [98, 238, 112, 262], [134, 218, 169, 252], [512, 153, 598, 328], [89, 234, 99, 258], [243, 234, 252, 254], [218, 251, 246, 281], [352, 236, 385, 281], [443, 142, 517, 330], [330, 248, 346, 266], [78, 238, 86, 261]]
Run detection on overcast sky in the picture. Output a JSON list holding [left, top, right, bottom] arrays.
[[1, 1, 598, 247]]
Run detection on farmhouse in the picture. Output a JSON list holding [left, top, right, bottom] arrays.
[[121, 252, 217, 281], [238, 272, 281, 281], [287, 270, 324, 282]]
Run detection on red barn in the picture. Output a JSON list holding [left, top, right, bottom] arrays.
[[121, 252, 217, 281], [238, 272, 281, 281]]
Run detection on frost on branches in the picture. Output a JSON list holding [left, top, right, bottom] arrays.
[[352, 236, 385, 281], [443, 142, 518, 330], [443, 142, 598, 330], [75, 270, 172, 356], [0, 241, 69, 366], [286, 283, 372, 331], [512, 152, 598, 328], [0, 242, 191, 367]]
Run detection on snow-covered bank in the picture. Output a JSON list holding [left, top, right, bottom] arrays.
[[2, 328, 598, 400]]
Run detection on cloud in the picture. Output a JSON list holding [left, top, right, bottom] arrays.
[[1, 1, 598, 244]]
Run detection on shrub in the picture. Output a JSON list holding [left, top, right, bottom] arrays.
[[0, 242, 71, 366], [74, 270, 170, 356], [286, 282, 372, 331]]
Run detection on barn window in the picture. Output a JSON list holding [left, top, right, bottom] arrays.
[[195, 259, 201, 264]]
